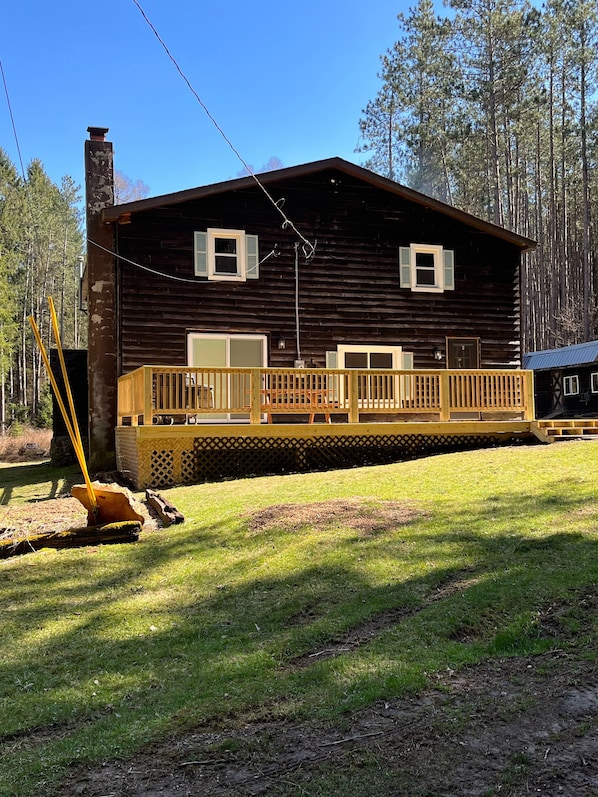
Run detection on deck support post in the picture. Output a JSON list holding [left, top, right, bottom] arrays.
[[524, 369, 535, 420]]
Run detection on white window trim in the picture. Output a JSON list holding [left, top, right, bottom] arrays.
[[186, 332, 268, 423], [563, 375, 580, 396], [336, 344, 404, 369], [194, 229, 259, 282], [410, 243, 444, 292], [591, 372, 598, 393], [332, 345, 412, 406], [400, 244, 455, 293], [208, 228, 246, 282]]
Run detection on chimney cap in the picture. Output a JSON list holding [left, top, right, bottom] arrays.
[[87, 126, 110, 142]]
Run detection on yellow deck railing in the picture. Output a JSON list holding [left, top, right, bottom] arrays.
[[117, 366, 535, 426]]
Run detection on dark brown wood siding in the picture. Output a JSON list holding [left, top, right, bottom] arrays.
[[533, 365, 598, 418], [113, 168, 522, 373]]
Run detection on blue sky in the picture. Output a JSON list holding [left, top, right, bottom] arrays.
[[0, 0, 412, 200]]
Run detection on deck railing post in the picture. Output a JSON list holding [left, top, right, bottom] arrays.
[[439, 370, 451, 421], [250, 369, 262, 424], [143, 366, 153, 426], [525, 369, 535, 420], [349, 370, 359, 423]]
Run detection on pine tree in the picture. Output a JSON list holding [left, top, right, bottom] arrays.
[[358, 0, 459, 200], [0, 150, 84, 429]]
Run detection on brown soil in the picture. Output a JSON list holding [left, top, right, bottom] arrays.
[[245, 497, 423, 536], [0, 493, 157, 544], [0, 495, 89, 539], [4, 497, 597, 796], [56, 649, 598, 797]]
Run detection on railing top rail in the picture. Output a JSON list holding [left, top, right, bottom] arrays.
[[119, 365, 531, 380]]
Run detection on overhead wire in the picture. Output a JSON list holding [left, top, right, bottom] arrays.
[[0, 58, 26, 181], [88, 238, 280, 283], [130, 0, 316, 261]]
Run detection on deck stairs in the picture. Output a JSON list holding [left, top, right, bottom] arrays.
[[532, 418, 598, 443]]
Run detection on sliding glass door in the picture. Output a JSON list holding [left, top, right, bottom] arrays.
[[187, 333, 267, 420]]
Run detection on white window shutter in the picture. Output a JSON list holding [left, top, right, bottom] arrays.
[[443, 249, 455, 290], [246, 234, 259, 279], [325, 351, 338, 369], [399, 247, 412, 287], [194, 231, 208, 278]]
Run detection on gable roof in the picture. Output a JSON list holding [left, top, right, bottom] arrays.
[[523, 340, 598, 371], [102, 157, 536, 252]]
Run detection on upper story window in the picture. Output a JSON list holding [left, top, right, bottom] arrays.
[[399, 244, 455, 293], [194, 229, 259, 282]]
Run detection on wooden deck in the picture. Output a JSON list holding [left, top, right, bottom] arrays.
[[118, 365, 535, 426], [116, 419, 535, 489], [115, 365, 538, 488]]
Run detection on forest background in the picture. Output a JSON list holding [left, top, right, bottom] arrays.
[[1, 0, 597, 432]]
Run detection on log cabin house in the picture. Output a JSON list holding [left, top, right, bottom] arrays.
[[84, 127, 550, 488]]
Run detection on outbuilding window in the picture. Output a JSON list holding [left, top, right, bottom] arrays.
[[399, 244, 455, 293], [591, 372, 598, 393], [563, 375, 579, 396], [194, 229, 259, 281]]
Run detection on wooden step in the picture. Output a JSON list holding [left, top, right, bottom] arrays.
[[532, 418, 598, 442]]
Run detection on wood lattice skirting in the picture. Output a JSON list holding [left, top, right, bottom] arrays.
[[116, 422, 534, 489]]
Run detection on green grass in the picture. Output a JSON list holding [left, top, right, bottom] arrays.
[[0, 461, 81, 505], [1, 442, 597, 795]]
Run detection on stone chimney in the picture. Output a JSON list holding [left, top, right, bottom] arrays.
[[85, 126, 117, 471]]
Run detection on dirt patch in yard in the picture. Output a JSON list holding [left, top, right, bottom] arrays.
[[52, 592, 598, 797], [55, 646, 598, 797], [245, 497, 423, 536], [0, 493, 157, 544], [0, 495, 89, 539]]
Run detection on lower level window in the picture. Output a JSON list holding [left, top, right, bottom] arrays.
[[327, 345, 412, 402], [187, 333, 267, 421], [563, 375, 579, 396], [591, 372, 598, 393]]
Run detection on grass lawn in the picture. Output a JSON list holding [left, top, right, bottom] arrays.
[[0, 442, 597, 796]]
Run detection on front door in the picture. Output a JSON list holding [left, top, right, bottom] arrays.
[[447, 337, 480, 369]]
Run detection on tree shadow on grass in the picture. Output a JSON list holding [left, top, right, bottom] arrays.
[[0, 463, 82, 505], [1, 479, 597, 794]]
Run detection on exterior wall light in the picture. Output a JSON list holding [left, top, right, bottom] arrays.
[[277, 337, 286, 350]]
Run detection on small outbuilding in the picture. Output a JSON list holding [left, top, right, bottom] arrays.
[[523, 340, 598, 418]]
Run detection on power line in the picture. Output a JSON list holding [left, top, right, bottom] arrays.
[[0, 58, 26, 180], [131, 0, 316, 261], [88, 238, 280, 283]]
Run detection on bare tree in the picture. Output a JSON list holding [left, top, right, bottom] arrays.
[[114, 170, 150, 205]]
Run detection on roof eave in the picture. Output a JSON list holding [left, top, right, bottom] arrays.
[[100, 157, 537, 251]]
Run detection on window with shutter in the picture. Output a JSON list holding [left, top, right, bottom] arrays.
[[399, 244, 455, 293], [194, 231, 208, 278], [193, 229, 259, 282]]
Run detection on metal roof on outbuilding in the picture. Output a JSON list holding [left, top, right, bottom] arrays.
[[523, 340, 598, 371]]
